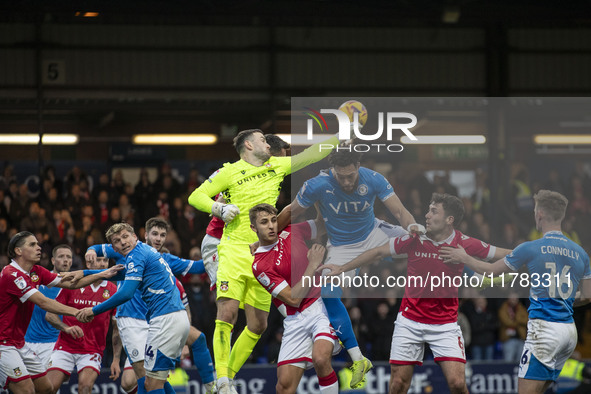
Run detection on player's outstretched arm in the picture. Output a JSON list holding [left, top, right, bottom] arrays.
[[289, 135, 340, 174], [45, 312, 84, 339], [28, 291, 79, 317], [322, 242, 391, 277], [163, 254, 205, 276], [277, 244, 326, 307], [383, 194, 419, 231], [440, 245, 511, 276], [492, 247, 512, 260], [57, 265, 125, 289], [90, 279, 140, 317]]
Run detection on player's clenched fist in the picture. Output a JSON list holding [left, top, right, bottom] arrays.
[[306, 244, 326, 269], [76, 307, 95, 323], [211, 202, 240, 223]]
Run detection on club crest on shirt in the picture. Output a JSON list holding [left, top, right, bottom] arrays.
[[14, 276, 27, 290], [357, 184, 368, 196], [103, 289, 111, 299], [220, 281, 229, 292], [13, 367, 21, 377], [30, 273, 39, 282], [257, 272, 271, 287], [132, 349, 139, 357]]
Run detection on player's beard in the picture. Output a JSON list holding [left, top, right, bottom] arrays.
[[254, 150, 271, 163]]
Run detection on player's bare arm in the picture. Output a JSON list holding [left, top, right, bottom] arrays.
[[492, 247, 512, 260], [110, 317, 122, 380], [28, 291, 80, 317], [45, 311, 84, 339], [276, 244, 326, 307], [440, 245, 512, 276], [322, 242, 391, 277], [383, 193, 416, 229], [58, 265, 124, 289]]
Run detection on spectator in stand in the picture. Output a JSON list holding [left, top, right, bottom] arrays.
[[134, 168, 155, 226], [65, 183, 88, 229], [368, 302, 395, 361], [95, 190, 112, 231], [154, 163, 182, 201], [0, 189, 9, 222], [498, 293, 528, 363], [185, 169, 205, 195], [64, 166, 87, 193], [110, 169, 126, 206], [20, 202, 52, 240], [118, 194, 134, 225], [0, 163, 17, 191], [0, 217, 10, 254], [463, 297, 498, 361], [92, 173, 111, 202], [10, 183, 31, 227]]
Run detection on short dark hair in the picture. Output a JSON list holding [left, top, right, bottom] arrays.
[[8, 231, 35, 259], [52, 244, 72, 257], [145, 217, 170, 233], [430, 193, 464, 226], [328, 150, 362, 168], [233, 129, 263, 154], [534, 190, 568, 222], [249, 203, 278, 225], [265, 134, 290, 156]]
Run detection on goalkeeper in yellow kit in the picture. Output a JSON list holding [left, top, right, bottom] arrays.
[[188, 129, 339, 394]]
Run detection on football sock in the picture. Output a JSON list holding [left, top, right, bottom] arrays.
[[136, 377, 146, 394], [322, 297, 361, 357], [227, 327, 261, 377], [191, 332, 215, 384], [318, 371, 338, 393], [213, 320, 234, 378]]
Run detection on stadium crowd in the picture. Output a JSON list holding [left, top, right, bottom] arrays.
[[0, 158, 590, 369]]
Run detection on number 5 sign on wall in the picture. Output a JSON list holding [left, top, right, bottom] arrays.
[[42, 60, 66, 84]]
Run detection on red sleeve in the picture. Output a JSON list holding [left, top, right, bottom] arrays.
[[461, 235, 494, 261], [175, 279, 187, 299], [291, 221, 315, 242], [252, 256, 288, 297], [34, 265, 59, 287], [390, 234, 416, 256], [4, 272, 35, 299]]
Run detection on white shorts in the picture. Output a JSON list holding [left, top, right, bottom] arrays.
[[375, 219, 407, 239], [278, 299, 340, 370], [389, 313, 466, 365], [117, 316, 149, 364], [24, 342, 55, 370], [48, 350, 102, 377], [0, 344, 47, 389], [144, 310, 190, 379], [201, 234, 220, 290], [518, 319, 577, 381], [323, 224, 390, 281]]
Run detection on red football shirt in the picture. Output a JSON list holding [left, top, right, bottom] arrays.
[[390, 230, 495, 324], [175, 278, 188, 308], [54, 281, 117, 356], [252, 221, 320, 316], [206, 217, 224, 239], [0, 262, 60, 348]]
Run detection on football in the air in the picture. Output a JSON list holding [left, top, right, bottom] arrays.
[[338, 100, 368, 128]]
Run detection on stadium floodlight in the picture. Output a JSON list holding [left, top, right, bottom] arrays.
[[401, 135, 486, 144], [132, 134, 218, 145], [533, 134, 591, 145], [0, 134, 79, 145]]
